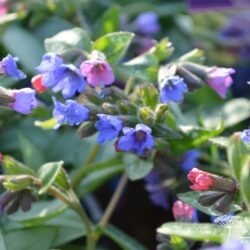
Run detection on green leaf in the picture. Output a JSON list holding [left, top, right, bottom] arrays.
[[124, 154, 153, 181], [77, 165, 123, 197], [19, 134, 45, 171], [4, 227, 56, 250], [153, 124, 182, 140], [44, 27, 92, 53], [9, 200, 67, 227], [94, 6, 120, 37], [178, 192, 241, 216], [227, 134, 248, 181], [2, 155, 35, 176], [122, 53, 158, 81], [240, 156, 250, 206], [34, 118, 58, 130], [149, 38, 174, 62], [1, 24, 44, 73], [102, 224, 147, 250], [157, 222, 227, 243], [37, 161, 63, 194], [208, 137, 229, 148], [92, 32, 134, 64]]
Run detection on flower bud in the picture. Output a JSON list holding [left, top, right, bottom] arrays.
[[77, 121, 97, 138], [154, 104, 168, 123], [138, 107, 154, 126], [178, 49, 204, 63], [3, 176, 33, 192], [116, 100, 137, 115], [102, 102, 119, 115], [176, 65, 203, 91], [77, 87, 101, 105], [172, 200, 195, 222]]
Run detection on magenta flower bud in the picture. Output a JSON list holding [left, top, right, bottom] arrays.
[[80, 59, 115, 87], [187, 168, 213, 191], [206, 67, 235, 98], [172, 200, 195, 221], [11, 88, 39, 114]]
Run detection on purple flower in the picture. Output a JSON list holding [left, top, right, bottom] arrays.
[[52, 97, 89, 127], [95, 114, 123, 144], [206, 67, 235, 98], [51, 64, 86, 99], [36, 53, 63, 88], [11, 88, 38, 114], [80, 59, 115, 87], [0, 54, 26, 80], [144, 171, 168, 209], [159, 76, 188, 103], [240, 129, 250, 143], [116, 124, 154, 155], [181, 149, 200, 173], [135, 11, 160, 36], [201, 239, 250, 250]]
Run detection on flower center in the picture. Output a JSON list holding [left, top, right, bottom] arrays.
[[94, 63, 104, 71], [135, 130, 146, 141]]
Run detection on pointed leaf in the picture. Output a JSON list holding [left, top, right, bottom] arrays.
[[92, 32, 134, 64], [45, 27, 92, 53], [157, 222, 227, 243], [38, 161, 63, 194], [124, 154, 153, 181]]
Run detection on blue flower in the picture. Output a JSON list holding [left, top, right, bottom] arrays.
[[135, 11, 160, 36], [36, 53, 63, 88], [0, 54, 26, 80], [181, 149, 200, 173], [240, 129, 250, 143], [117, 124, 154, 155], [52, 97, 89, 127], [52, 64, 86, 99], [144, 171, 168, 209], [95, 114, 123, 144], [11, 88, 39, 115], [159, 76, 188, 103], [201, 239, 250, 250]]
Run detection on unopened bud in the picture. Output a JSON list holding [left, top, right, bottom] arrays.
[[154, 104, 168, 123], [102, 102, 119, 114], [178, 49, 205, 64], [3, 176, 33, 192], [172, 200, 195, 222], [77, 87, 101, 105], [77, 121, 96, 138], [176, 65, 203, 91], [116, 100, 137, 115], [180, 62, 207, 80], [138, 107, 154, 126]]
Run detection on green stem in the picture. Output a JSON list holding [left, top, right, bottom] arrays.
[[99, 174, 128, 227], [71, 144, 100, 188], [124, 77, 134, 95]]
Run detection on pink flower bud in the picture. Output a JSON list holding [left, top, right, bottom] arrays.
[[172, 200, 195, 221], [187, 168, 213, 191], [31, 75, 47, 94]]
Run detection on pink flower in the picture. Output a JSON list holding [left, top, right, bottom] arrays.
[[0, 0, 8, 17], [187, 168, 213, 191], [206, 67, 235, 98], [80, 59, 115, 87], [31, 75, 47, 94], [172, 200, 195, 221]]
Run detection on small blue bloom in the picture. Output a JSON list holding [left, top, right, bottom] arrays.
[[181, 149, 200, 173], [52, 97, 89, 127], [211, 214, 235, 226], [117, 124, 154, 155], [201, 239, 250, 250], [240, 129, 250, 143], [36, 53, 63, 88], [52, 64, 86, 99], [135, 11, 160, 36], [0, 54, 26, 80], [11, 88, 39, 114], [144, 171, 168, 209], [95, 114, 123, 144], [159, 76, 188, 103]]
